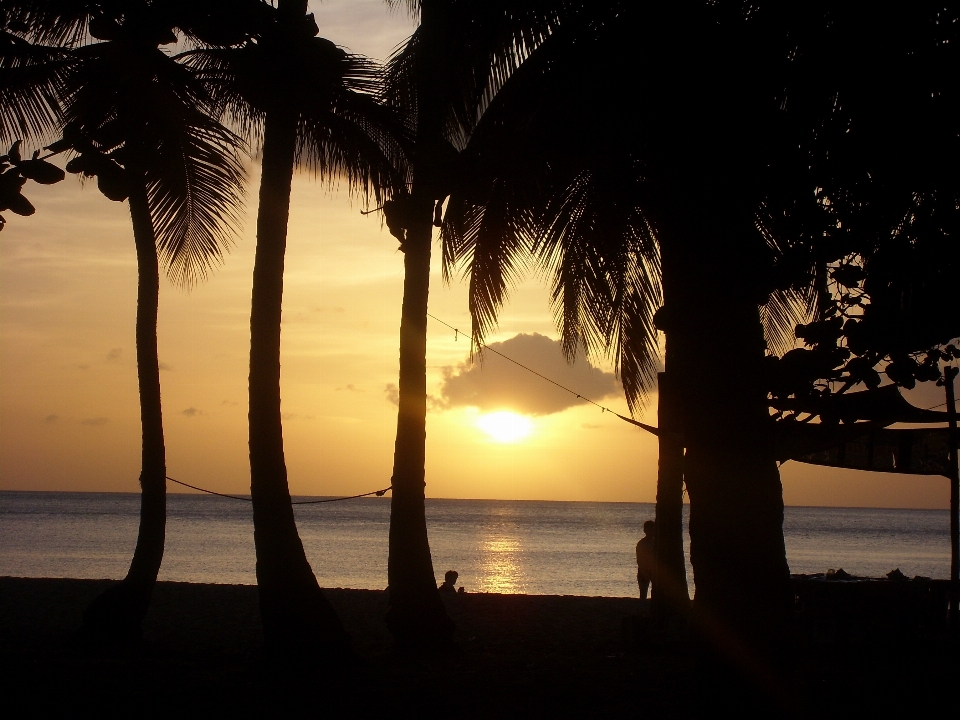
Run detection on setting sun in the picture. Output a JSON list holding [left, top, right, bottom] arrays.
[[476, 412, 534, 443]]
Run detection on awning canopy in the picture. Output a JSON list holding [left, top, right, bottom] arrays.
[[777, 422, 952, 477]]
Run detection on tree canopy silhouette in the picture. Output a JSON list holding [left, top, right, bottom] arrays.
[[376, 0, 593, 647], [184, 0, 407, 657], [2, 0, 245, 639], [438, 0, 958, 702]]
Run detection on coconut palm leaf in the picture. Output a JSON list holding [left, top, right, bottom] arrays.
[[0, 22, 70, 146], [436, 8, 661, 411], [147, 111, 244, 287], [55, 14, 245, 286], [183, 38, 408, 198], [383, 1, 591, 144]]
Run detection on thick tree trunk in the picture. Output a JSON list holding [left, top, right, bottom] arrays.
[[651, 224, 691, 624], [651, 369, 690, 622], [385, 197, 454, 647], [693, 289, 790, 706], [82, 170, 166, 641], [653, 190, 793, 708], [249, 106, 348, 656], [682, 293, 792, 710]]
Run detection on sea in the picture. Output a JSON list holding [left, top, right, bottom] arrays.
[[0, 491, 951, 598]]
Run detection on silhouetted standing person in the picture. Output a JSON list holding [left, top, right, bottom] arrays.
[[636, 521, 657, 600]]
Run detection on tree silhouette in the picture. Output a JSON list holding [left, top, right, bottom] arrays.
[[0, 11, 68, 230], [441, 0, 958, 700], [185, 0, 406, 656], [3, 0, 245, 639], [377, 0, 581, 647]]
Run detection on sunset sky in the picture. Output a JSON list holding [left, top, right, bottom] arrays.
[[0, 1, 952, 509]]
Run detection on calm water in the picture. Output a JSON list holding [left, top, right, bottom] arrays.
[[0, 491, 951, 597]]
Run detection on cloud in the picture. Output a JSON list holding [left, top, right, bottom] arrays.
[[383, 382, 445, 411], [385, 383, 399, 406], [438, 333, 619, 416], [80, 417, 109, 427], [159, 362, 172, 371], [106, 348, 122, 362], [44, 414, 60, 424], [220, 400, 239, 406], [337, 384, 363, 392], [181, 407, 201, 417]]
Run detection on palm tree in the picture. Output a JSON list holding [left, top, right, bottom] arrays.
[[4, 1, 245, 639], [434, 11, 688, 622], [184, 0, 407, 655], [443, 0, 958, 700], [378, 0, 587, 647], [440, 0, 793, 672]]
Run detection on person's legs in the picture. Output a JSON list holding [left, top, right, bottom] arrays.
[[638, 575, 651, 600]]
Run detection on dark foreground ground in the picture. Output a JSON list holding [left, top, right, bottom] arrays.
[[0, 577, 956, 718]]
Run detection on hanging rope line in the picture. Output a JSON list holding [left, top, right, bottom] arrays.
[[164, 316, 948, 500], [426, 313, 950, 428], [166, 476, 390, 504], [426, 313, 659, 436]]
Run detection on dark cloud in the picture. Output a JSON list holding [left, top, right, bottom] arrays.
[[159, 362, 172, 371], [439, 333, 618, 416], [337, 384, 363, 392], [44, 414, 60, 424], [385, 383, 399, 406], [181, 407, 201, 417], [106, 348, 122, 362], [80, 417, 108, 427]]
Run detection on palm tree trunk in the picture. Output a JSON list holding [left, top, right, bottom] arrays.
[[249, 105, 348, 656], [651, 230, 691, 624], [383, 0, 454, 649], [659, 199, 793, 704], [651, 369, 690, 621], [682, 292, 792, 710], [385, 196, 454, 647], [82, 169, 166, 640], [644, 178, 793, 707]]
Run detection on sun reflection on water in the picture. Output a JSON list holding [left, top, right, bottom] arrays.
[[477, 536, 526, 593]]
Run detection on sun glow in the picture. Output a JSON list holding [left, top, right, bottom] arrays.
[[476, 411, 534, 443]]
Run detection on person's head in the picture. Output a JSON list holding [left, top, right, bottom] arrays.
[[444, 570, 459, 585], [643, 520, 656, 537]]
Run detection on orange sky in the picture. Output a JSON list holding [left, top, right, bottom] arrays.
[[0, 1, 952, 509]]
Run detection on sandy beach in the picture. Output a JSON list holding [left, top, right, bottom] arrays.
[[0, 577, 956, 718]]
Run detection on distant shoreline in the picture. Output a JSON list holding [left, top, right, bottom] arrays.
[[0, 488, 951, 512]]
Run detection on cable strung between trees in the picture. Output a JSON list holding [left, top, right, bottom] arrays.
[[166, 476, 390, 503]]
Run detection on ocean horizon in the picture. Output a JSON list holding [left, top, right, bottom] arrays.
[[0, 490, 952, 597]]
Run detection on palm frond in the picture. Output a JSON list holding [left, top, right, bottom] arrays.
[[441, 178, 533, 346], [147, 111, 245, 289], [536, 169, 661, 414], [0, 28, 70, 145], [295, 52, 410, 198], [176, 46, 266, 152], [384, 1, 591, 146], [3, 0, 92, 48], [760, 288, 807, 357], [54, 19, 246, 289]]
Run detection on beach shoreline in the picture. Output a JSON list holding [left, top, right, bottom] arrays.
[[1, 576, 956, 718]]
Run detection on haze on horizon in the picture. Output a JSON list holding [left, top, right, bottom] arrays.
[[0, 0, 951, 510]]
